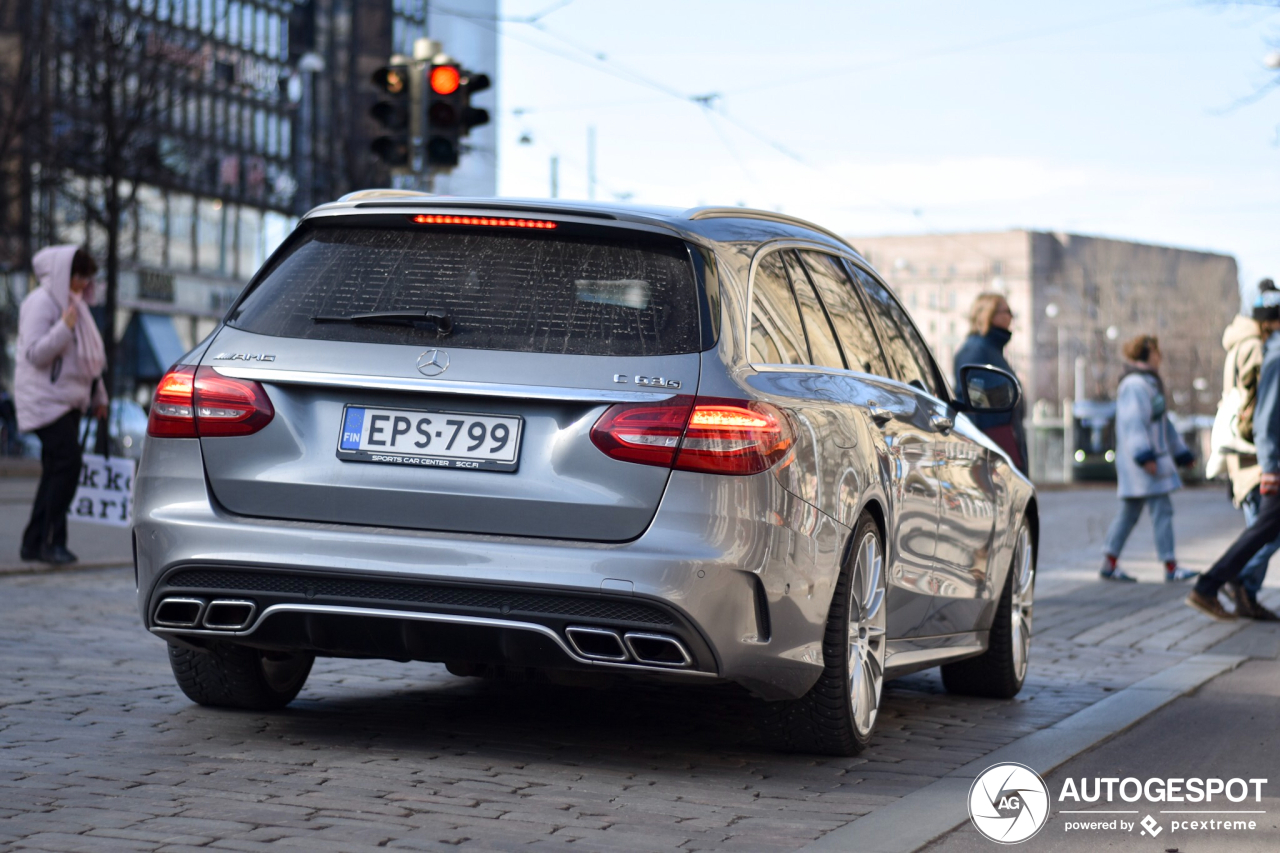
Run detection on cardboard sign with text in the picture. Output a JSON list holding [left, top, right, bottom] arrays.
[[70, 453, 135, 527]]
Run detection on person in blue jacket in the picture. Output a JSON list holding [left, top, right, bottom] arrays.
[[1100, 334, 1198, 582], [954, 293, 1027, 473], [1190, 323, 1280, 619]]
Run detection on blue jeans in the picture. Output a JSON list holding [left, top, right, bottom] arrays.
[[1238, 487, 1277, 595], [1104, 494, 1175, 563]]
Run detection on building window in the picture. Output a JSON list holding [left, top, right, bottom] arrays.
[[991, 259, 1003, 276], [197, 197, 227, 275], [169, 193, 196, 271], [237, 205, 263, 277], [136, 185, 167, 269]]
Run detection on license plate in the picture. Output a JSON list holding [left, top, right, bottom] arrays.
[[336, 406, 522, 472]]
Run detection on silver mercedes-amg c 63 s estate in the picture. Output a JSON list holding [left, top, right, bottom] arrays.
[[134, 192, 1037, 755]]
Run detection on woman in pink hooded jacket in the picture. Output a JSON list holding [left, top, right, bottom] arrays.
[[17, 245, 109, 564]]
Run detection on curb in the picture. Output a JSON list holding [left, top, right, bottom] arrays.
[[0, 560, 132, 577], [799, 652, 1247, 853]]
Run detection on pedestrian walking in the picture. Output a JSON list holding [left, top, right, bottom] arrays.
[[1189, 305, 1280, 620], [15, 245, 108, 564], [1205, 284, 1280, 619], [1100, 334, 1198, 582], [954, 292, 1028, 473]]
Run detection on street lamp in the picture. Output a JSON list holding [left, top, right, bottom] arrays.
[[1265, 50, 1280, 69]]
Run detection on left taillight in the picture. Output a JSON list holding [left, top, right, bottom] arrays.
[[590, 395, 792, 476], [147, 365, 274, 438]]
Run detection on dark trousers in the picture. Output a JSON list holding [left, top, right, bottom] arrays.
[[1195, 491, 1280, 598], [21, 409, 83, 555]]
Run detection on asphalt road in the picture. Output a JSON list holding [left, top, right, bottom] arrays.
[[0, 484, 1275, 852]]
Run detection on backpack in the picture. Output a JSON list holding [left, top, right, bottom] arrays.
[[1207, 341, 1260, 478], [1237, 360, 1260, 443]]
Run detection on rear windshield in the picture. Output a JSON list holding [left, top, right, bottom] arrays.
[[226, 223, 702, 356]]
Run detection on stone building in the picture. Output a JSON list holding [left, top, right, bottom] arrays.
[[849, 231, 1239, 417]]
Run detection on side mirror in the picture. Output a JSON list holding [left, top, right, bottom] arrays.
[[957, 364, 1021, 414]]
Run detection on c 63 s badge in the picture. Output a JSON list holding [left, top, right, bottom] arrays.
[[614, 374, 681, 389]]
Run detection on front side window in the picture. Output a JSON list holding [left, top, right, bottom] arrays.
[[748, 250, 807, 365], [799, 251, 888, 377], [850, 264, 945, 399]]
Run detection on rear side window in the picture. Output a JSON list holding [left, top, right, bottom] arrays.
[[748, 251, 808, 365], [783, 251, 845, 371], [227, 225, 702, 356]]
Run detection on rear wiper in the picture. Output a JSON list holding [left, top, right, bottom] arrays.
[[312, 309, 453, 337]]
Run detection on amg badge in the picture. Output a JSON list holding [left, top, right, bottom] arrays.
[[212, 353, 276, 362]]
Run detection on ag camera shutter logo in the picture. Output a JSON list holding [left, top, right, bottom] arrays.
[[968, 763, 1051, 844]]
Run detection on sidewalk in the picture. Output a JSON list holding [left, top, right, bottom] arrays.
[[0, 477, 133, 575]]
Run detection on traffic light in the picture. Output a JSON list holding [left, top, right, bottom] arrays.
[[425, 63, 462, 168], [461, 72, 491, 136], [370, 64, 411, 166]]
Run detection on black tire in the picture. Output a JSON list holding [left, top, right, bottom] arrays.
[[942, 519, 1035, 699], [762, 513, 886, 756], [168, 642, 314, 710]]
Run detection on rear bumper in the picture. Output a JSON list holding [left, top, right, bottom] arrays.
[[133, 438, 847, 699]]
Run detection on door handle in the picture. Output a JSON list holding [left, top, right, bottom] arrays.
[[866, 403, 893, 427], [931, 414, 954, 433]]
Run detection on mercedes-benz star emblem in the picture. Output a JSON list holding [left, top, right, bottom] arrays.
[[417, 349, 450, 377]]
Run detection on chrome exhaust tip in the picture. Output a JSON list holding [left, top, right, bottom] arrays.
[[623, 632, 693, 668], [202, 599, 257, 631], [565, 626, 629, 661], [154, 597, 206, 629]]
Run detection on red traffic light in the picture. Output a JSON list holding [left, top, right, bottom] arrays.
[[430, 65, 460, 95]]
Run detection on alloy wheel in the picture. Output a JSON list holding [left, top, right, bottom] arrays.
[[848, 530, 887, 737], [1009, 524, 1035, 683]]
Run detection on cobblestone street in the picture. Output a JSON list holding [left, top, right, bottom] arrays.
[[1, 486, 1275, 852]]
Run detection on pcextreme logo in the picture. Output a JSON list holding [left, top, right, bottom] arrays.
[[968, 763, 1051, 844]]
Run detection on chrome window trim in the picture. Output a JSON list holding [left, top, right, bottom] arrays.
[[151, 603, 719, 678], [210, 366, 678, 404]]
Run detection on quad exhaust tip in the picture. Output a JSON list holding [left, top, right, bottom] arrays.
[[565, 626, 629, 661], [624, 632, 693, 668], [153, 597, 206, 628], [564, 625, 693, 668], [153, 597, 257, 631], [202, 599, 257, 631]]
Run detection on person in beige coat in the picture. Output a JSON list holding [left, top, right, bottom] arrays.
[[1216, 282, 1280, 619]]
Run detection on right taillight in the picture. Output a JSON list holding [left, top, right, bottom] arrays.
[[147, 365, 275, 438], [590, 395, 792, 476]]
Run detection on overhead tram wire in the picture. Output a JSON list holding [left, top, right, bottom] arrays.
[[429, 2, 811, 171], [723, 0, 1188, 96], [455, 0, 1189, 124]]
